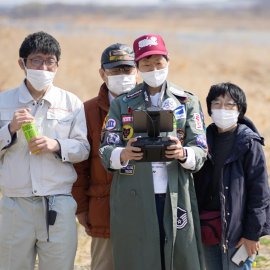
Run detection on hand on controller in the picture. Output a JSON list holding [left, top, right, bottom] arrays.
[[165, 136, 186, 161], [120, 137, 144, 163]]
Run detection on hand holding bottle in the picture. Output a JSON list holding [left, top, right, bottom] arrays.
[[9, 108, 34, 135]]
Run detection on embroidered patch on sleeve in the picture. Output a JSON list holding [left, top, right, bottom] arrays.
[[162, 98, 177, 110], [177, 129, 185, 144], [177, 207, 188, 230], [174, 105, 186, 120], [120, 165, 135, 175], [196, 134, 207, 149], [105, 118, 117, 130], [122, 115, 133, 124], [122, 124, 134, 140], [193, 113, 203, 130], [106, 133, 120, 145]]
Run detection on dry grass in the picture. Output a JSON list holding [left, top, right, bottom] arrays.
[[0, 8, 270, 269]]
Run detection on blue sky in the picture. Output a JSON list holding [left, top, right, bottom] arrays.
[[0, 0, 232, 6]]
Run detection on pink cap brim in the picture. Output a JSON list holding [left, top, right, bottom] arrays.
[[135, 50, 168, 61]]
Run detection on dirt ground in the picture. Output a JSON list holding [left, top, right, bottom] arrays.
[[1, 5, 270, 269]]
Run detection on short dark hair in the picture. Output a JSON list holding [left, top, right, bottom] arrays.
[[206, 82, 247, 119], [136, 55, 169, 68], [19, 31, 61, 61]]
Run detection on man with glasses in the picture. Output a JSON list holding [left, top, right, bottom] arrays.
[[72, 43, 137, 270], [0, 31, 90, 270]]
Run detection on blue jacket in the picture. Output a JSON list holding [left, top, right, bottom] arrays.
[[194, 122, 270, 250]]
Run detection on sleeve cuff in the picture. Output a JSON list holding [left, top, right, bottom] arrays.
[[55, 139, 68, 162], [110, 147, 129, 169], [54, 139, 62, 159], [1, 124, 16, 150], [179, 147, 196, 170]]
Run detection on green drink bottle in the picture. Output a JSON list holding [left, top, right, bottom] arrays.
[[21, 122, 40, 154], [21, 122, 39, 142]]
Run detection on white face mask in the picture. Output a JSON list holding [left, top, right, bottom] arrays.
[[140, 67, 168, 88], [26, 69, 56, 92], [211, 109, 239, 130], [107, 74, 136, 96]]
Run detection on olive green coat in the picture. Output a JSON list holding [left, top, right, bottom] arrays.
[[100, 82, 207, 270]]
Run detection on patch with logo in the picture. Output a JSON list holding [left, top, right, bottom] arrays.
[[162, 98, 177, 110], [109, 49, 134, 61], [177, 129, 185, 144], [120, 164, 135, 175], [193, 113, 203, 130], [138, 36, 158, 49], [122, 124, 134, 140], [122, 115, 133, 124], [106, 133, 120, 145], [177, 207, 188, 230], [105, 118, 117, 130], [174, 105, 186, 120], [196, 134, 207, 149]]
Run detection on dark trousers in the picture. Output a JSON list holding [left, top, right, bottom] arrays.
[[155, 193, 166, 270]]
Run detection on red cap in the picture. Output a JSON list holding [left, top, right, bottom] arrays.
[[133, 34, 168, 62]]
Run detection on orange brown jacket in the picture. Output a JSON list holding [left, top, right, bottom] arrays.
[[72, 83, 112, 238]]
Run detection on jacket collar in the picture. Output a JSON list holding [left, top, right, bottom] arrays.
[[18, 81, 34, 104], [42, 85, 59, 107], [18, 80, 55, 106], [207, 123, 263, 163], [120, 81, 187, 111], [97, 83, 110, 113]]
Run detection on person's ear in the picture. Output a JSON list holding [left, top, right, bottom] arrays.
[[18, 58, 25, 71], [166, 56, 170, 66], [99, 68, 107, 83], [18, 58, 27, 76]]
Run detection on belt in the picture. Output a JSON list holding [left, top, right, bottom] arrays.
[[155, 193, 166, 198]]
